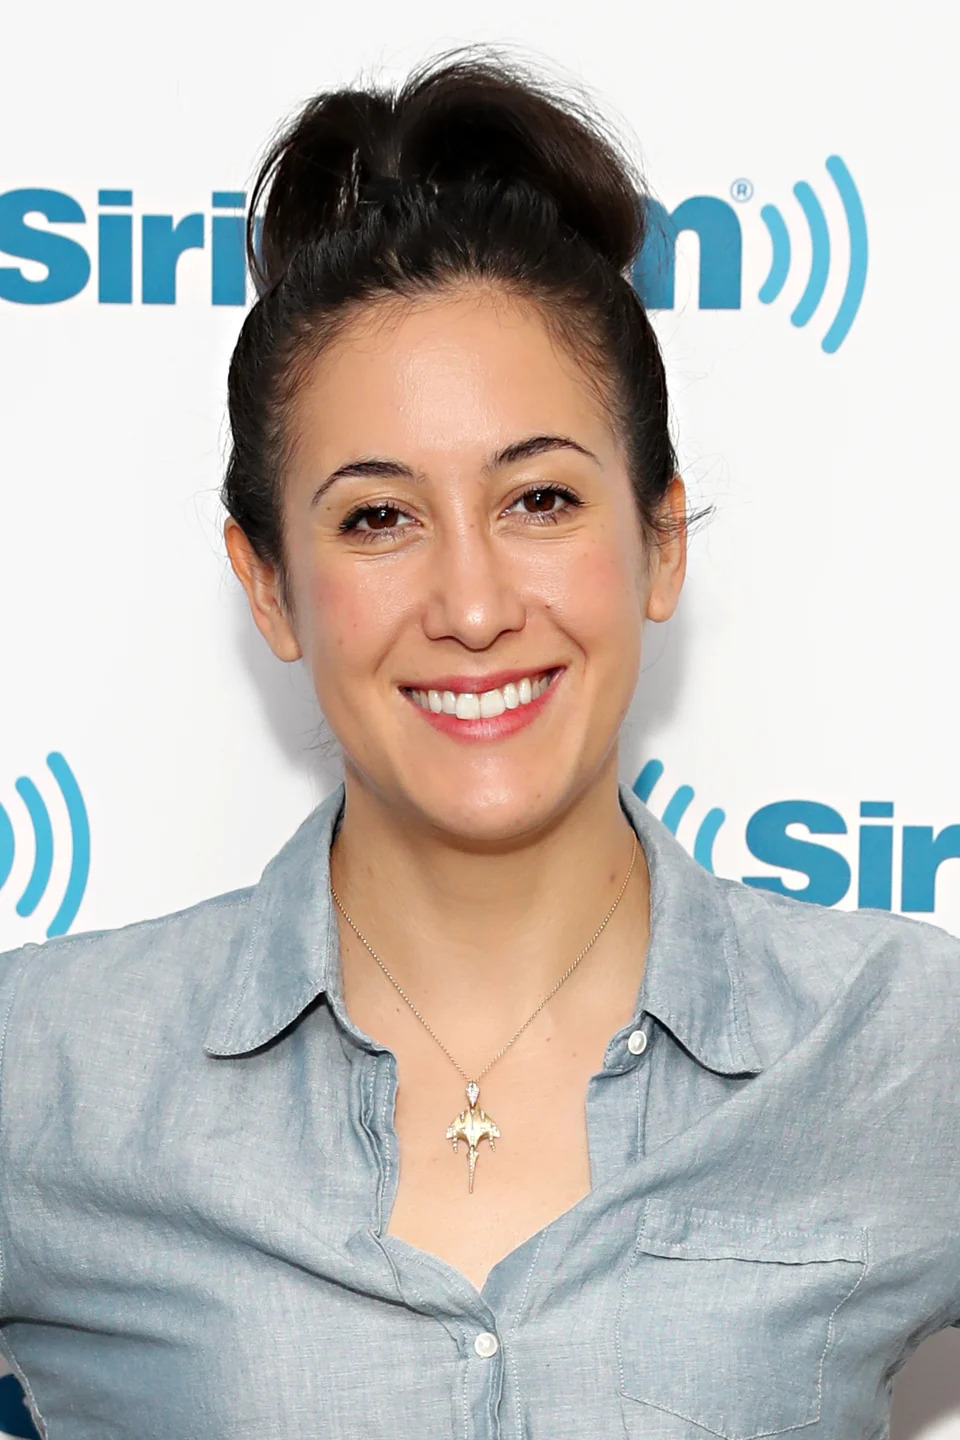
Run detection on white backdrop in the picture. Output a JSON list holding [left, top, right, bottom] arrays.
[[1, 0, 957, 1434]]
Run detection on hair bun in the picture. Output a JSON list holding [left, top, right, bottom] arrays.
[[251, 50, 647, 291]]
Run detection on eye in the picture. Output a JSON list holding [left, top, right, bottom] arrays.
[[505, 484, 582, 522], [339, 502, 415, 539]]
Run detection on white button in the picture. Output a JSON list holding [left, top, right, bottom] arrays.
[[627, 1029, 648, 1056], [474, 1331, 500, 1358]]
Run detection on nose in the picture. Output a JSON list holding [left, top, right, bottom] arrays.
[[420, 518, 526, 650]]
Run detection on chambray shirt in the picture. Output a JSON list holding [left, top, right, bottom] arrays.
[[0, 781, 958, 1440]]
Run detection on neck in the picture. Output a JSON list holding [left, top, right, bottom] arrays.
[[328, 756, 649, 1019]]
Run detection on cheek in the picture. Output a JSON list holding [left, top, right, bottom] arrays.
[[303, 571, 358, 659], [298, 561, 412, 675], [535, 532, 645, 646]]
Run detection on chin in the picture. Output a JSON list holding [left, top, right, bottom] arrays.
[[391, 759, 589, 846]]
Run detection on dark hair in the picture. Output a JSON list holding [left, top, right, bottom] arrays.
[[222, 50, 684, 604]]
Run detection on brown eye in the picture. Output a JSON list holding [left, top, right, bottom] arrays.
[[338, 501, 415, 540], [522, 489, 559, 513], [364, 504, 402, 529], [506, 485, 581, 521]]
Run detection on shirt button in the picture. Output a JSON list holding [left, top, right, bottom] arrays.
[[627, 1028, 648, 1056], [473, 1331, 500, 1358]]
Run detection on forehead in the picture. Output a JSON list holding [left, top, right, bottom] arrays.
[[287, 286, 617, 472]]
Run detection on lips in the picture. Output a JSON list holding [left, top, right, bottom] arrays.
[[399, 667, 563, 739], [401, 668, 558, 720]]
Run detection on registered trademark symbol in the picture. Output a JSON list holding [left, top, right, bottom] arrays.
[[730, 177, 754, 203]]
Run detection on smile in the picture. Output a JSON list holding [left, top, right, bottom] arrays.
[[403, 669, 557, 719], [399, 668, 563, 741]]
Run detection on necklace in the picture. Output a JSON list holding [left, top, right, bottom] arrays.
[[329, 830, 638, 1193]]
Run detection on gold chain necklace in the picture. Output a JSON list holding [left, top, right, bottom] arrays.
[[329, 831, 638, 1193]]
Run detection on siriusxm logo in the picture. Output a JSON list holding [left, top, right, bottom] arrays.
[[0, 156, 867, 348], [637, 759, 960, 914], [634, 155, 867, 354], [0, 753, 89, 938], [0, 188, 248, 306]]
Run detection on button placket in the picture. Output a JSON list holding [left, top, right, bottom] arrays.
[[459, 1318, 504, 1438]]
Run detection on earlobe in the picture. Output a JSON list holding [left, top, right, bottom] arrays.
[[645, 476, 688, 623], [223, 519, 303, 663]]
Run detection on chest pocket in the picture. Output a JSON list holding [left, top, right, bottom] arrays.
[[615, 1200, 868, 1439]]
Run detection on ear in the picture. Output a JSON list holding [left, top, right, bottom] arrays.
[[645, 476, 688, 623], [224, 518, 302, 662]]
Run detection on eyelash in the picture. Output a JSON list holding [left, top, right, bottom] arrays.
[[338, 484, 583, 542]]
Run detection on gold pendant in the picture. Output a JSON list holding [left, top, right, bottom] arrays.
[[446, 1080, 501, 1193]]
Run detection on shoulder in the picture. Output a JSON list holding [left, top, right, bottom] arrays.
[[721, 873, 960, 980], [0, 884, 256, 1056], [717, 875, 960, 1059]]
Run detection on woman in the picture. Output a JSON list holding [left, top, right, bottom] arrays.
[[0, 50, 957, 1440]]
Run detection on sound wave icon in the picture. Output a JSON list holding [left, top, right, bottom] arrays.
[[633, 760, 726, 874], [758, 155, 868, 354], [0, 753, 90, 938]]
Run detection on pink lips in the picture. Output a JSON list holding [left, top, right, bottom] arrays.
[[401, 669, 563, 742]]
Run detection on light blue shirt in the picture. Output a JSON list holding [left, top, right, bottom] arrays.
[[0, 781, 957, 1439]]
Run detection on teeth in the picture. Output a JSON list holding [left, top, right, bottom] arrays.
[[479, 688, 505, 718], [406, 670, 556, 720]]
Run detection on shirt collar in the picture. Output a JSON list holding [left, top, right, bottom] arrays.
[[202, 781, 764, 1076], [619, 783, 764, 1076], [202, 786, 347, 1057]]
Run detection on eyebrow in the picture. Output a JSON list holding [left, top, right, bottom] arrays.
[[309, 434, 601, 507]]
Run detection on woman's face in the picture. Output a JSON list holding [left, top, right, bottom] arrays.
[[227, 286, 686, 843]]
